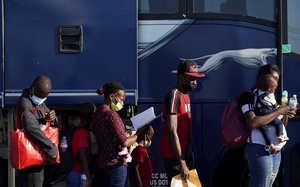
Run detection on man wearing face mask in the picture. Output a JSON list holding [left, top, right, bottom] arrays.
[[16, 75, 58, 187], [161, 60, 205, 186], [91, 81, 146, 187]]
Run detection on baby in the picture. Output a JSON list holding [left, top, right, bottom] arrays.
[[254, 74, 288, 153]]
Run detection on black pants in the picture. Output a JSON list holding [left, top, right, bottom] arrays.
[[17, 165, 44, 187], [163, 158, 194, 187]]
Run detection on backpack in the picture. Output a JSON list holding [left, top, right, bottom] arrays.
[[58, 127, 77, 175], [221, 91, 252, 148]]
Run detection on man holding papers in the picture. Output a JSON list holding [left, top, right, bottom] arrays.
[[160, 60, 205, 186]]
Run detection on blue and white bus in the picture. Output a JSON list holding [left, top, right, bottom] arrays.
[[137, 1, 300, 186]]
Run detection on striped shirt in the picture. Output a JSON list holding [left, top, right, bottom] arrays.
[[161, 88, 192, 158]]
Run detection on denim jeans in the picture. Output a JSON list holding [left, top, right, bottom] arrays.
[[244, 143, 281, 187], [67, 170, 81, 187], [92, 165, 128, 187]]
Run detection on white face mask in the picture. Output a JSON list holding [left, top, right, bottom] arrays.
[[145, 139, 152, 147], [31, 95, 47, 105]]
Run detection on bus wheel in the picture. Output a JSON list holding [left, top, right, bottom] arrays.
[[239, 166, 250, 187], [212, 147, 248, 187]]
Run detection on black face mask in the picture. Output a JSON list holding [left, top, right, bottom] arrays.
[[183, 83, 197, 92]]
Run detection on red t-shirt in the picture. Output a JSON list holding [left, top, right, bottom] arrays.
[[92, 105, 128, 168], [72, 127, 91, 172], [131, 146, 152, 187], [161, 88, 192, 158]]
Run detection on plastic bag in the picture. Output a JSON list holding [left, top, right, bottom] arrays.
[[171, 169, 202, 187], [171, 178, 197, 187], [10, 108, 60, 169]]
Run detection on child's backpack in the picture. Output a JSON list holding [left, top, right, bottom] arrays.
[[58, 127, 77, 175], [221, 91, 252, 148]]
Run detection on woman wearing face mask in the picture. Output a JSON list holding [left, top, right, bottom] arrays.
[[91, 81, 142, 187], [129, 125, 154, 187]]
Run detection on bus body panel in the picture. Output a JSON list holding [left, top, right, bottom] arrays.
[[3, 0, 137, 105], [138, 20, 276, 103], [138, 19, 300, 186], [1, 1, 300, 187]]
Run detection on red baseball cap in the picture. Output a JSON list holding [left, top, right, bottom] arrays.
[[177, 60, 205, 78]]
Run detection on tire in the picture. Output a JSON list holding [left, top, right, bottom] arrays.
[[212, 146, 249, 187], [240, 166, 250, 187]]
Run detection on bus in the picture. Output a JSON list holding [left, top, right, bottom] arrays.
[[137, 0, 300, 187], [0, 0, 300, 186]]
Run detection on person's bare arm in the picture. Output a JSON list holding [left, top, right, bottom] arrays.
[[244, 106, 296, 128], [123, 135, 137, 147], [79, 148, 92, 187], [122, 125, 149, 147], [129, 163, 143, 187], [166, 114, 189, 180]]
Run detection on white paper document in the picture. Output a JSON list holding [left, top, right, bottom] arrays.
[[130, 107, 159, 130]]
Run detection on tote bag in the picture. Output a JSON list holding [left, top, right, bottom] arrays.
[[10, 107, 60, 170]]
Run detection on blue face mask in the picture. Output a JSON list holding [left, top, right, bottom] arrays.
[[31, 95, 47, 105]]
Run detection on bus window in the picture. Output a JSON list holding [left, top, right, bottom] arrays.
[[287, 0, 300, 55], [193, 0, 246, 15], [193, 0, 275, 21], [138, 0, 179, 14], [138, 0, 276, 23]]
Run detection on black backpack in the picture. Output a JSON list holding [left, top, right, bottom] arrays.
[[58, 127, 77, 175]]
